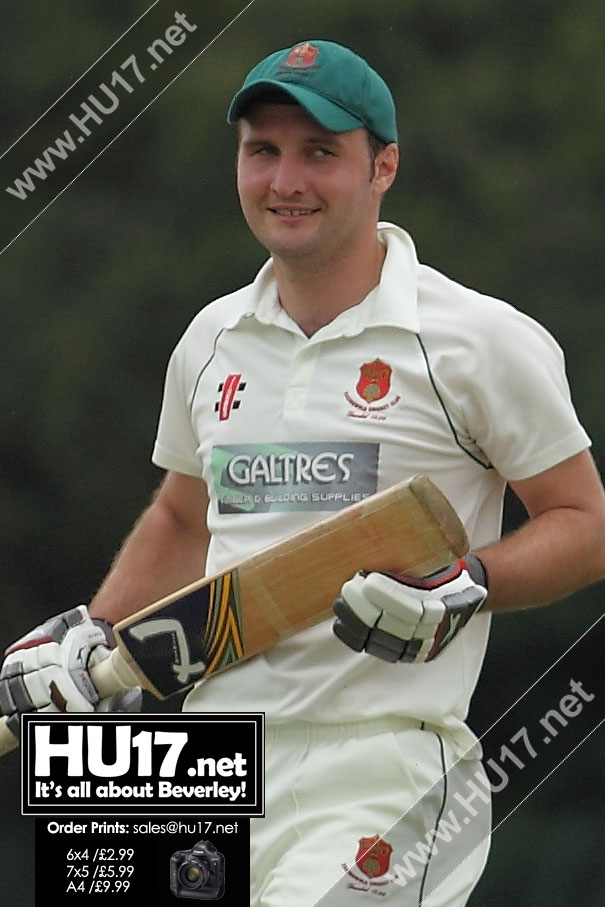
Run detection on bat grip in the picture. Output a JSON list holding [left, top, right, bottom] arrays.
[[91, 645, 141, 698], [0, 647, 141, 757]]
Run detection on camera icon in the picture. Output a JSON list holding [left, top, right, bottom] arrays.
[[170, 840, 225, 900]]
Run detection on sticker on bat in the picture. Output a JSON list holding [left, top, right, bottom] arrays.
[[119, 572, 244, 698]]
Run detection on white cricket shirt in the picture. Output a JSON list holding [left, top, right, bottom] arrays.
[[152, 223, 590, 752]]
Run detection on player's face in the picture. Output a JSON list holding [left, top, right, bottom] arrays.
[[236, 103, 396, 266]]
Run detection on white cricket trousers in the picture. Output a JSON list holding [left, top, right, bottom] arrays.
[[251, 718, 491, 906]]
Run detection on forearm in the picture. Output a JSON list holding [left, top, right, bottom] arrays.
[[477, 506, 605, 613], [89, 475, 210, 625]]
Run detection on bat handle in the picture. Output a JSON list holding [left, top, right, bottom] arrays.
[[0, 647, 141, 758], [91, 645, 141, 698], [0, 718, 18, 757]]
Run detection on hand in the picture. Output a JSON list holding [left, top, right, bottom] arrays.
[[332, 557, 487, 664], [0, 606, 141, 739]]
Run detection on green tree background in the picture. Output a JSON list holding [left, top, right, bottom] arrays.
[[1, 1, 603, 903]]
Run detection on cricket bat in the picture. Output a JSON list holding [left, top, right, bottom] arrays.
[[0, 475, 468, 755]]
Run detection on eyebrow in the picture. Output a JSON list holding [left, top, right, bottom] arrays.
[[303, 136, 341, 147], [239, 135, 342, 151]]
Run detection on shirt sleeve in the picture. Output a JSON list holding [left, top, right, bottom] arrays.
[[151, 337, 202, 477], [457, 303, 591, 481]]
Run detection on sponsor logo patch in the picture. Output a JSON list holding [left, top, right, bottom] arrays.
[[211, 442, 379, 514]]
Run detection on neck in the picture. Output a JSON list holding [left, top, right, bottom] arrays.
[[273, 233, 386, 337]]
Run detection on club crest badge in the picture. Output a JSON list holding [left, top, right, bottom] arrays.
[[344, 359, 401, 422], [284, 42, 320, 68], [356, 359, 392, 403], [356, 835, 393, 878], [342, 834, 396, 895]]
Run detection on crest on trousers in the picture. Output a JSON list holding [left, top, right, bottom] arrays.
[[284, 42, 320, 68], [342, 834, 396, 896], [356, 359, 392, 403], [356, 835, 393, 878]]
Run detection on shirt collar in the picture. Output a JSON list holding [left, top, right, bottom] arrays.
[[250, 222, 420, 337]]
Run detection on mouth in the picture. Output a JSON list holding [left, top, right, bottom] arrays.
[[268, 207, 320, 219]]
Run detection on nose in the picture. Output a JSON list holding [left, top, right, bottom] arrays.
[[269, 153, 306, 197]]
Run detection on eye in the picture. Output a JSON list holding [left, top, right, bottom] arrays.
[[244, 143, 278, 157]]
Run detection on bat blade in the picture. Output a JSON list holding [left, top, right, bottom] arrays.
[[112, 474, 468, 698], [0, 475, 467, 756]]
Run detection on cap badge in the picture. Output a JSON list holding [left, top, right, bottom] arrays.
[[284, 42, 320, 68]]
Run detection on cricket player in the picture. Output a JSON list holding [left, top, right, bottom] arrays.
[[3, 40, 605, 905]]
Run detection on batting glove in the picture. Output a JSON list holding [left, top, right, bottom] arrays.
[[0, 605, 141, 739], [333, 556, 488, 664]]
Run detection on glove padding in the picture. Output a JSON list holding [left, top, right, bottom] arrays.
[[333, 558, 487, 664], [0, 605, 141, 738]]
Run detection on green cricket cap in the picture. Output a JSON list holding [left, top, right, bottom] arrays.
[[227, 40, 398, 145]]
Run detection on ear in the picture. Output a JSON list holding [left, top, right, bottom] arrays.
[[372, 143, 399, 195]]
